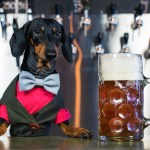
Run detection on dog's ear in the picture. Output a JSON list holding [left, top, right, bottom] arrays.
[[9, 21, 30, 57], [61, 26, 73, 63]]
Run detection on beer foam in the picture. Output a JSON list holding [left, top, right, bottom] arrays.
[[98, 53, 144, 80]]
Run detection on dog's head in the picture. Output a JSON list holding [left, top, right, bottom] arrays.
[[9, 18, 72, 78]]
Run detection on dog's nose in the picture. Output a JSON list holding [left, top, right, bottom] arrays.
[[45, 52, 57, 60]]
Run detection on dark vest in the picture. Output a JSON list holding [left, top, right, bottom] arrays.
[[0, 75, 65, 137]]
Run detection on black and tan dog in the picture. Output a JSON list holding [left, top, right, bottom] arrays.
[[0, 18, 92, 138]]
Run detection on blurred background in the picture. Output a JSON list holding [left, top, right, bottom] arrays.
[[0, 0, 150, 139]]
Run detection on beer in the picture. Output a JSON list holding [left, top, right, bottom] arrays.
[[99, 80, 144, 139]]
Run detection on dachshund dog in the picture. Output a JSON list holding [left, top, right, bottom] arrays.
[[0, 18, 92, 138]]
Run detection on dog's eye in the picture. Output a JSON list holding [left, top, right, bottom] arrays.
[[56, 31, 61, 38], [34, 29, 40, 35]]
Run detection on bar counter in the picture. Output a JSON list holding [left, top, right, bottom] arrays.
[[0, 135, 150, 150]]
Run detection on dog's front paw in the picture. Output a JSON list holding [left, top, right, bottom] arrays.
[[0, 127, 6, 136], [0, 123, 8, 136], [70, 127, 93, 138], [60, 123, 93, 138]]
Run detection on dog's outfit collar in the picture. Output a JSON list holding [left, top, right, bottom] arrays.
[[19, 71, 60, 95], [0, 75, 71, 136]]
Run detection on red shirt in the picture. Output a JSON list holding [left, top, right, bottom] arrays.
[[0, 82, 71, 124]]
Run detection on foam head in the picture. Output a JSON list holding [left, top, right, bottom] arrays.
[[98, 53, 143, 81]]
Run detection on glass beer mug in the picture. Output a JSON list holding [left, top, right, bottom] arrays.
[[98, 53, 150, 141]]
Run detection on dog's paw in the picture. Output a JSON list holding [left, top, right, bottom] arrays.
[[0, 124, 8, 136], [0, 120, 9, 136], [71, 127, 93, 138], [0, 127, 6, 136], [60, 123, 93, 138]]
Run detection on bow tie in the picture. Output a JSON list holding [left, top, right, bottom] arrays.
[[19, 71, 60, 94]]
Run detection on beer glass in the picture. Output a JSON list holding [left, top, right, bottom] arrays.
[[98, 53, 150, 141]]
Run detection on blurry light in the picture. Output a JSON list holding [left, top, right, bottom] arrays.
[[0, 8, 4, 13], [27, 8, 32, 13]]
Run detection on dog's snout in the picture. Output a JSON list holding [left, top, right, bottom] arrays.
[[45, 51, 57, 60]]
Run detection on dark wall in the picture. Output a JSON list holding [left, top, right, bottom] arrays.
[[33, 0, 149, 14], [32, 0, 72, 15]]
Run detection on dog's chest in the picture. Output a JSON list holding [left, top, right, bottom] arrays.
[[16, 82, 54, 114]]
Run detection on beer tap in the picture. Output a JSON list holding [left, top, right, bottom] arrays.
[[120, 33, 130, 53], [80, 9, 91, 26], [12, 15, 20, 68], [55, 4, 63, 25], [105, 2, 118, 32], [91, 32, 104, 59], [79, 0, 91, 36], [68, 13, 77, 58], [12, 15, 18, 32], [0, 8, 8, 40], [131, 3, 145, 37], [73, 0, 83, 13], [69, 32, 77, 55]]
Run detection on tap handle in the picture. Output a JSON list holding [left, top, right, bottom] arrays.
[[97, 32, 103, 44], [107, 2, 117, 16], [84, 9, 89, 18], [13, 17, 18, 31], [137, 3, 145, 15], [120, 33, 129, 52], [55, 4, 62, 15], [94, 32, 104, 54], [68, 32, 74, 43], [134, 3, 145, 18], [82, 0, 90, 10], [95, 32, 103, 48], [110, 2, 117, 14], [123, 33, 129, 45]]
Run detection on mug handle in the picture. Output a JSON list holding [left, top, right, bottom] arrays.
[[143, 76, 150, 128], [144, 118, 150, 128], [144, 76, 150, 86]]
